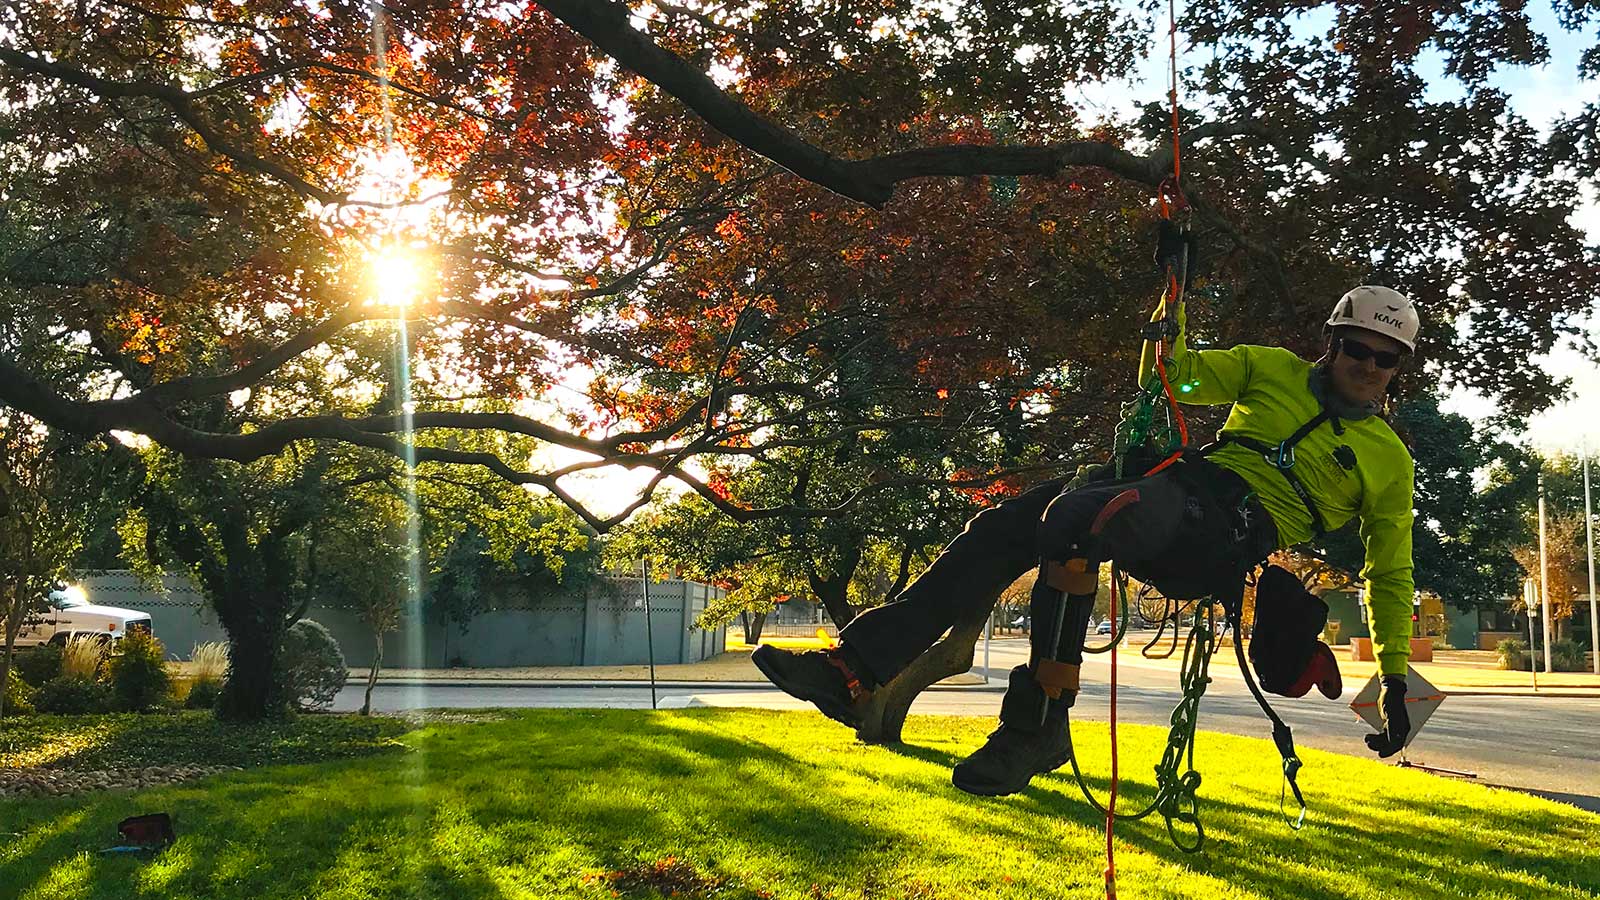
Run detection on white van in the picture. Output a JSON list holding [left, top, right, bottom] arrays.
[[13, 585, 153, 647]]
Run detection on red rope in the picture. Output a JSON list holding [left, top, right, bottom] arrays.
[[1106, 3, 1186, 895], [1105, 574, 1120, 899], [1167, 0, 1183, 197], [1146, 0, 1191, 478]]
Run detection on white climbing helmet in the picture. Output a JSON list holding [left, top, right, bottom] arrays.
[[1325, 286, 1419, 352]]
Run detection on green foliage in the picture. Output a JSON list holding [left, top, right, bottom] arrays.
[[1549, 639, 1589, 673], [0, 711, 409, 770], [31, 675, 113, 715], [184, 678, 223, 711], [418, 461, 601, 631], [1496, 638, 1531, 671], [106, 630, 172, 712], [280, 620, 346, 711], [3, 666, 34, 716], [12, 643, 62, 686], [0, 416, 100, 679], [609, 454, 969, 631]]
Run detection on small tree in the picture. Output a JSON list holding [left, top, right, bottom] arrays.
[[0, 414, 90, 722], [315, 490, 410, 716]]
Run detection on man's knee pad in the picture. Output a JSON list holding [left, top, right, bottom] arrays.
[[1086, 478, 1186, 568], [1037, 488, 1111, 560], [1043, 558, 1097, 595]]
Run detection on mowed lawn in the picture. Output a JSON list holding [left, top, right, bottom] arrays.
[[2, 709, 1597, 900]]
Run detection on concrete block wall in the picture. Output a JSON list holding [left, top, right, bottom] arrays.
[[74, 571, 726, 668]]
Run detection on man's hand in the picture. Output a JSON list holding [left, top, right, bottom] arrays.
[[1364, 674, 1410, 758]]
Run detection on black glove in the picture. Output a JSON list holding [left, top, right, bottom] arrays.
[[1364, 674, 1410, 758]]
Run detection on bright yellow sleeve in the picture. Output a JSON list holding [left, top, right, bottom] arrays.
[[1359, 458, 1417, 676], [1137, 299, 1252, 404]]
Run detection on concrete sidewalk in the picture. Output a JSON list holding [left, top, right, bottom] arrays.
[[352, 640, 1600, 698], [1101, 645, 1600, 698]]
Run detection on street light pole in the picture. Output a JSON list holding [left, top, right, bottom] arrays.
[[979, 605, 992, 682], [1584, 451, 1597, 676], [1538, 470, 1553, 674], [1524, 578, 1539, 691]]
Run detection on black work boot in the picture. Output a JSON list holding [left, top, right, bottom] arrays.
[[952, 666, 1072, 796], [751, 644, 871, 729]]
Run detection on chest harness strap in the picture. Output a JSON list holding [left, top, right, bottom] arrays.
[[1206, 409, 1341, 538]]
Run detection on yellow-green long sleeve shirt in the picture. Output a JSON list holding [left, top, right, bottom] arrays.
[[1139, 301, 1417, 675]]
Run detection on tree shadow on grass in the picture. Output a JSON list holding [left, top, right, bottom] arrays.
[[3, 710, 1597, 900], [987, 751, 1600, 900], [3, 709, 885, 900]]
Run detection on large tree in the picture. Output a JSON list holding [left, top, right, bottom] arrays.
[[0, 0, 1593, 531]]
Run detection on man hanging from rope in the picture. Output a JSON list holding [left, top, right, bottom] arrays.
[[753, 271, 1420, 796]]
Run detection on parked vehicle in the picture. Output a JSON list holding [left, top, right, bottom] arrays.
[[13, 585, 152, 648]]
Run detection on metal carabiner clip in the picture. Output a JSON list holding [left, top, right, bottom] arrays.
[[1268, 441, 1296, 470]]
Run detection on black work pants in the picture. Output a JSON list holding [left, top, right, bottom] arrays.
[[839, 459, 1274, 688]]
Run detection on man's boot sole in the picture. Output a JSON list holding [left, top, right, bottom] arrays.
[[750, 645, 863, 730], [950, 749, 1072, 797]]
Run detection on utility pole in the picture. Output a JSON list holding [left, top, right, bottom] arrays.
[[1585, 450, 1597, 676], [1538, 471, 1553, 673]]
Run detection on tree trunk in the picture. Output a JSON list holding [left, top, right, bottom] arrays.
[[361, 633, 383, 716], [855, 606, 991, 745], [812, 576, 858, 630], [741, 610, 767, 644], [0, 634, 15, 723], [215, 592, 291, 722]]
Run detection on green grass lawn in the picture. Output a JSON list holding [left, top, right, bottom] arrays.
[[1, 712, 410, 770], [2, 709, 1596, 900]]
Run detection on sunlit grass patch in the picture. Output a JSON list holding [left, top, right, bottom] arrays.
[[1, 709, 1596, 899]]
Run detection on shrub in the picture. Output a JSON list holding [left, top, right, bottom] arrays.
[[189, 641, 229, 683], [281, 620, 347, 711], [107, 630, 172, 712], [184, 677, 222, 710], [14, 644, 62, 686], [32, 675, 113, 714], [1496, 638, 1530, 670], [1550, 639, 1588, 673], [61, 635, 107, 680], [3, 667, 34, 716], [184, 641, 229, 711]]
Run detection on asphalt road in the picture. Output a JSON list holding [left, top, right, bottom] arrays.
[[334, 635, 1600, 812]]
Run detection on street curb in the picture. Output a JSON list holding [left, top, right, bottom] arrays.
[[357, 678, 1008, 692], [1444, 688, 1600, 699], [352, 676, 1598, 698]]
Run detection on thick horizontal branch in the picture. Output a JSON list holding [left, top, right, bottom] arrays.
[[142, 306, 374, 403], [534, 0, 1278, 207]]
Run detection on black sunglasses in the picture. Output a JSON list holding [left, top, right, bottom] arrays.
[[1335, 336, 1405, 369]]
